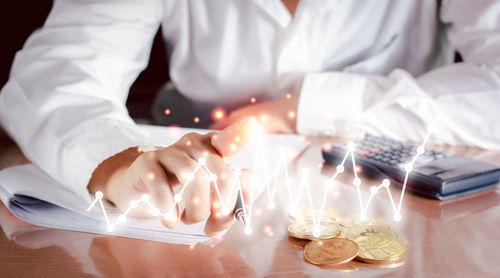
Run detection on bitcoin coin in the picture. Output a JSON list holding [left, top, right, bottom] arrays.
[[346, 226, 408, 248], [289, 206, 340, 223], [288, 221, 341, 240], [304, 238, 359, 266], [341, 214, 391, 229], [352, 235, 405, 264]]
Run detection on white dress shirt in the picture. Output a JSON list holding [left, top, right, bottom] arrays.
[[1, 0, 499, 197]]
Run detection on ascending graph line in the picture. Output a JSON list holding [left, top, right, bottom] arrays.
[[88, 120, 437, 238]]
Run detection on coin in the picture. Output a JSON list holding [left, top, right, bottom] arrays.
[[346, 226, 408, 248], [288, 221, 341, 240], [289, 206, 340, 223], [304, 238, 359, 266], [351, 235, 405, 264], [341, 214, 391, 229]]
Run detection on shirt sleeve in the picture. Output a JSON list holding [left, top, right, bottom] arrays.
[[0, 0, 164, 199], [296, 0, 500, 149]]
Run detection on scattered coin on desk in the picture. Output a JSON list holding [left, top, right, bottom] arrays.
[[287, 207, 408, 267], [303, 238, 359, 266]]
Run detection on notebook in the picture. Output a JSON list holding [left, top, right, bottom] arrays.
[[0, 125, 309, 245]]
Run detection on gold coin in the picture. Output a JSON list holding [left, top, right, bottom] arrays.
[[304, 238, 359, 266], [346, 226, 408, 248], [352, 235, 405, 264], [341, 214, 391, 229], [288, 221, 341, 240], [289, 206, 340, 223]]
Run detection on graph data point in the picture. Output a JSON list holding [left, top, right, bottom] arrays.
[[198, 157, 206, 165], [244, 227, 253, 235], [95, 191, 103, 199], [394, 213, 402, 222], [336, 165, 345, 173], [106, 224, 115, 232], [347, 142, 355, 151], [382, 179, 390, 187], [353, 177, 361, 187], [152, 208, 160, 216], [234, 168, 241, 176], [313, 226, 321, 238], [268, 202, 276, 210], [140, 193, 150, 202], [118, 214, 126, 223], [174, 194, 182, 202]]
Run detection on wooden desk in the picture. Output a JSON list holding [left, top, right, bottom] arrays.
[[1, 137, 500, 277]]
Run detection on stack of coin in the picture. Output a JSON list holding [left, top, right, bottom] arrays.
[[287, 209, 409, 267]]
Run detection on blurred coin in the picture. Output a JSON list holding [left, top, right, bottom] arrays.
[[346, 226, 408, 248], [289, 206, 340, 223], [288, 221, 340, 240], [352, 235, 405, 264], [304, 238, 359, 266], [341, 214, 391, 229]]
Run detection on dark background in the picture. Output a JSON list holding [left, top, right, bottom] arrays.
[[0, 1, 168, 121]]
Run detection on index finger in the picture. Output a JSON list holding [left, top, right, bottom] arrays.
[[210, 116, 260, 157]]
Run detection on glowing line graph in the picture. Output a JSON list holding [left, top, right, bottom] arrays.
[[88, 121, 437, 239]]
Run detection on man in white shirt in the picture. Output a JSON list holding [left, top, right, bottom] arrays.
[[0, 0, 499, 233]]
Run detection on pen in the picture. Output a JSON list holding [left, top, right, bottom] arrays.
[[233, 193, 247, 225]]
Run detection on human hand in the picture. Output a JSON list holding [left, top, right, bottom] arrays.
[[88, 117, 259, 235], [210, 93, 299, 133]]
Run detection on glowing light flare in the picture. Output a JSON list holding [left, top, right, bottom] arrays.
[[287, 110, 296, 119], [263, 225, 273, 236], [355, 165, 362, 174], [211, 107, 227, 122], [216, 234, 224, 241], [323, 143, 333, 152], [192, 197, 199, 205], [189, 245, 195, 250], [213, 201, 220, 209], [186, 140, 192, 146], [194, 117, 200, 123], [286, 93, 292, 99], [230, 143, 237, 151], [255, 207, 262, 215], [147, 172, 155, 181], [259, 114, 268, 122], [250, 97, 256, 103], [168, 125, 180, 137], [164, 108, 171, 115], [137, 147, 143, 153], [235, 136, 241, 142]]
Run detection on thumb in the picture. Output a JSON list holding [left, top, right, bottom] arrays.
[[211, 116, 260, 157]]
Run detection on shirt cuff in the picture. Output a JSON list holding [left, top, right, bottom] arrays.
[[296, 72, 368, 139], [64, 118, 156, 199]]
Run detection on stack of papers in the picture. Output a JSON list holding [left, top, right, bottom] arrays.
[[0, 125, 309, 245]]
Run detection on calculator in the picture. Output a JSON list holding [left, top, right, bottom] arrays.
[[321, 136, 500, 200]]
